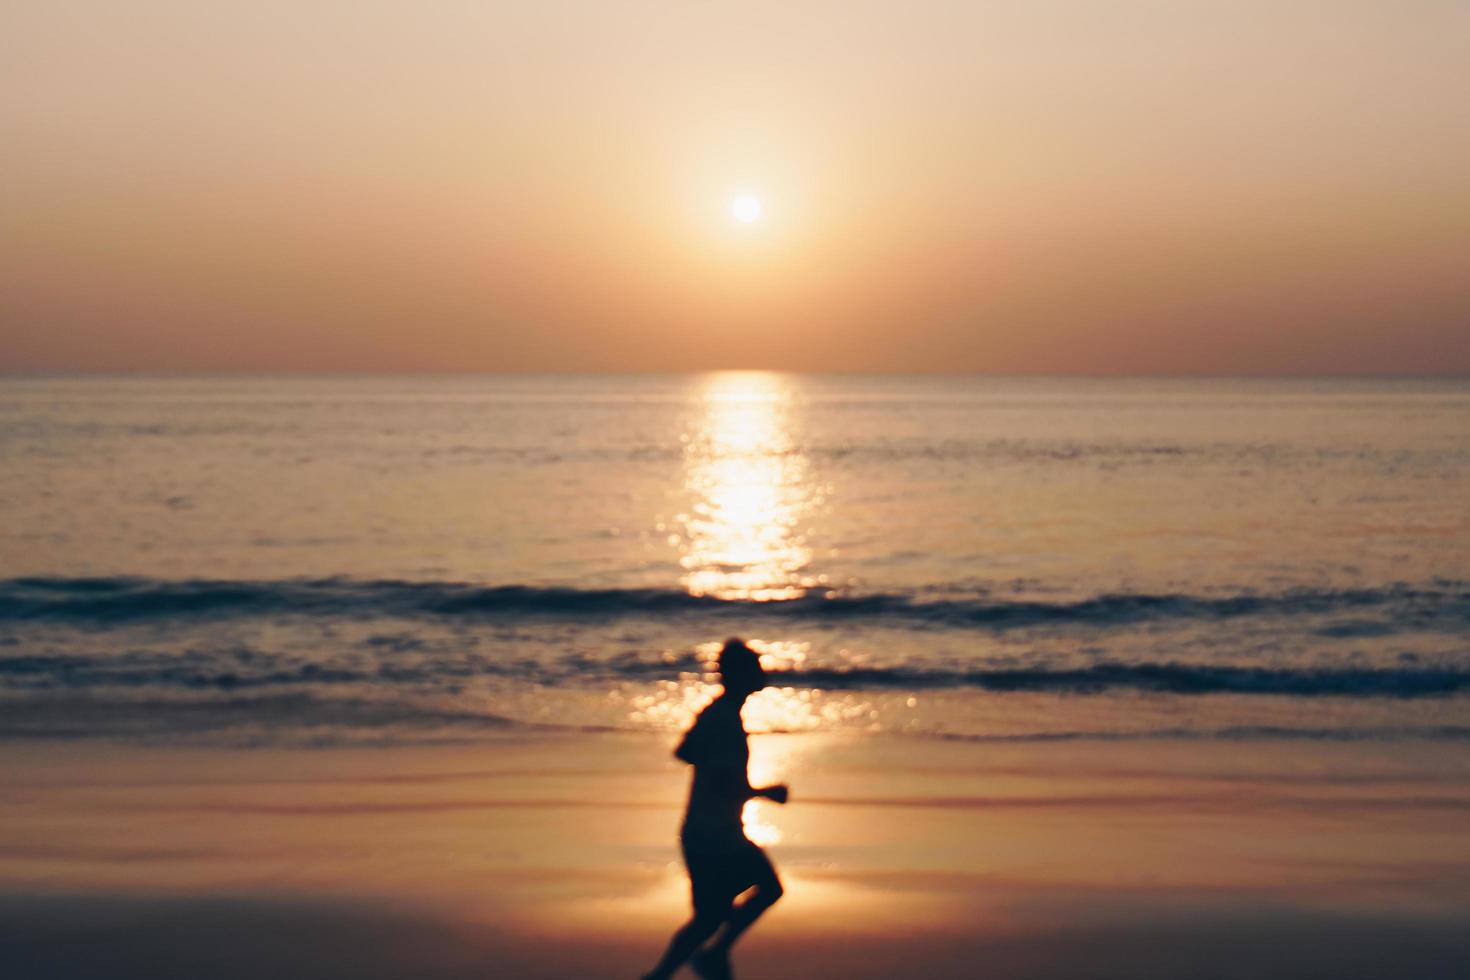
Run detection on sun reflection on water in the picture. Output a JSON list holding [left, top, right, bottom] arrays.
[[678, 372, 820, 601]]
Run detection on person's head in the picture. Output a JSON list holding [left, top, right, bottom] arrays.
[[717, 638, 766, 697]]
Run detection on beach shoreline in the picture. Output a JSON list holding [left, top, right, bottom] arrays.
[[5, 730, 1468, 978]]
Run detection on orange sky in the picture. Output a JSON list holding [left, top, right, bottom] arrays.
[[2, 1, 1467, 374]]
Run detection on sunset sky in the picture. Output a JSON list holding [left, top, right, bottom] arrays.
[[3, 1, 1467, 374]]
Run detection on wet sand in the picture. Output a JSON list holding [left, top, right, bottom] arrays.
[[4, 732, 1469, 979]]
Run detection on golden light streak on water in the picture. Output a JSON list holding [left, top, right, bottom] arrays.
[[678, 372, 819, 601]]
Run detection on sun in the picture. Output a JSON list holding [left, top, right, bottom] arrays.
[[730, 193, 763, 224]]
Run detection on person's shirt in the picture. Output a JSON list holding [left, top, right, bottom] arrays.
[[677, 696, 749, 846]]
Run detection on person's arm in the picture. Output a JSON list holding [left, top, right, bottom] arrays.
[[673, 732, 699, 764], [674, 711, 710, 764], [751, 783, 789, 804], [675, 703, 789, 803], [726, 765, 789, 804], [685, 762, 788, 805]]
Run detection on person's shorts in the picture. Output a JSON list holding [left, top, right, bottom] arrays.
[[680, 832, 778, 913]]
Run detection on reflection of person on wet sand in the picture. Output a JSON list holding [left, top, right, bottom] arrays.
[[642, 638, 789, 980]]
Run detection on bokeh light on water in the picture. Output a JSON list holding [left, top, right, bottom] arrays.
[[624, 640, 874, 736]]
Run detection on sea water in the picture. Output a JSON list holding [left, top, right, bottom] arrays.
[[1, 373, 1467, 744]]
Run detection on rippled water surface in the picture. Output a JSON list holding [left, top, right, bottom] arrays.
[[2, 374, 1467, 743]]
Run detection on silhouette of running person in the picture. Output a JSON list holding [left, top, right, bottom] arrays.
[[642, 638, 788, 980]]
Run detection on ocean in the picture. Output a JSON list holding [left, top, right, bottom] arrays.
[[2, 373, 1468, 746]]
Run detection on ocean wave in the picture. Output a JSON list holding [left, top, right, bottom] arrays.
[[3, 647, 1468, 699], [781, 662, 1470, 697], [1, 576, 1465, 631]]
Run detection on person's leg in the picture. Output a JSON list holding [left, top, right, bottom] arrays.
[[643, 853, 737, 980], [642, 908, 725, 980], [694, 847, 782, 970]]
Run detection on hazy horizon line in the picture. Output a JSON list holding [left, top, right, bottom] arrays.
[[4, 369, 1470, 382]]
